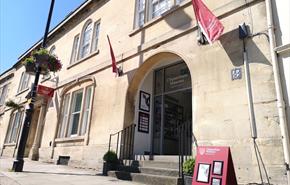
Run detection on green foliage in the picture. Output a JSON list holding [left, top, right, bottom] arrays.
[[183, 158, 195, 176], [103, 150, 118, 163], [5, 100, 21, 110], [32, 48, 49, 56]]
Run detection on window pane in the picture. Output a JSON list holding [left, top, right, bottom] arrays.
[[164, 63, 191, 92], [58, 94, 70, 138], [81, 86, 93, 135], [67, 90, 83, 136], [151, 0, 171, 18], [136, 0, 145, 27], [19, 73, 30, 92], [93, 22, 100, 51], [0, 84, 8, 105], [6, 111, 23, 143], [80, 22, 93, 59], [154, 69, 164, 94], [71, 35, 80, 64], [71, 113, 80, 135]]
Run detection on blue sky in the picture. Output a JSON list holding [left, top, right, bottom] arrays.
[[0, 0, 87, 74]]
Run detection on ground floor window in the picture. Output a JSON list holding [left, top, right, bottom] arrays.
[[5, 110, 24, 144], [58, 85, 94, 138]]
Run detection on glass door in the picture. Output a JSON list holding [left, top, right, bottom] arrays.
[[152, 62, 192, 155]]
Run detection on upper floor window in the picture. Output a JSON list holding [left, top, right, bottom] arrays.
[[58, 84, 94, 138], [18, 72, 31, 92], [92, 21, 100, 52], [135, 0, 185, 27], [70, 34, 80, 64], [49, 46, 56, 55], [5, 110, 24, 144], [0, 84, 9, 106], [79, 22, 93, 59]]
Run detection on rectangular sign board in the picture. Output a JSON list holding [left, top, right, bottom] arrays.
[[37, 85, 54, 98], [192, 146, 237, 185]]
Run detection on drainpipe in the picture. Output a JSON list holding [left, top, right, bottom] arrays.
[[265, 0, 290, 183]]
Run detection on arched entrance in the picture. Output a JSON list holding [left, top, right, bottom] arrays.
[[125, 52, 192, 156]]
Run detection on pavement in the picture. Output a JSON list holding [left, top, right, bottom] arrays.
[[0, 157, 142, 185]]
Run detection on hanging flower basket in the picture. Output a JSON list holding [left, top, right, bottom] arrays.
[[22, 48, 62, 75]]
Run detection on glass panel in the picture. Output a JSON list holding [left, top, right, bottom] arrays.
[[71, 113, 80, 135], [164, 63, 191, 92], [163, 90, 192, 155], [154, 69, 164, 95], [68, 90, 83, 136], [0, 84, 8, 105], [80, 22, 93, 58], [81, 86, 93, 135], [93, 23, 100, 51], [153, 96, 162, 154], [71, 35, 79, 64], [151, 0, 171, 18], [59, 94, 70, 138]]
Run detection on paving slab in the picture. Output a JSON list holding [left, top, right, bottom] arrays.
[[0, 157, 142, 185]]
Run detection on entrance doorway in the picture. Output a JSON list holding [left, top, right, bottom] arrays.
[[152, 61, 192, 155]]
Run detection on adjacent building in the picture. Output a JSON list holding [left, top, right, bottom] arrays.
[[0, 0, 289, 184]]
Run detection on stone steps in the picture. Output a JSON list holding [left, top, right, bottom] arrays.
[[108, 170, 182, 185], [107, 160, 182, 185]]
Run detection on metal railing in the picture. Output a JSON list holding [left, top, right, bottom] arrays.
[[108, 124, 136, 160], [178, 121, 193, 181]]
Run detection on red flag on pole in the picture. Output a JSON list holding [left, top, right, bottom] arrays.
[[107, 35, 117, 74], [191, 0, 224, 43]]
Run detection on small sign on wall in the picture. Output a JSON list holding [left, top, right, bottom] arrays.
[[231, 68, 242, 80], [139, 91, 150, 112], [138, 112, 150, 133]]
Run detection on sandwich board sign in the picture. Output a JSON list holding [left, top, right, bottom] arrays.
[[192, 146, 237, 185]]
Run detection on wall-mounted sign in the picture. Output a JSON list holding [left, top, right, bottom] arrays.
[[231, 68, 242, 80], [139, 91, 150, 112], [138, 112, 149, 133], [37, 85, 54, 98]]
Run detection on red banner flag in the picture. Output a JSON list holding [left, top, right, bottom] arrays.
[[107, 35, 117, 73], [192, 0, 224, 43]]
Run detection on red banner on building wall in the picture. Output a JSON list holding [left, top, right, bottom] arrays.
[[192, 146, 237, 185], [37, 85, 54, 98]]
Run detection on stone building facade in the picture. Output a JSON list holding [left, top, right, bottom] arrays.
[[0, 0, 289, 184]]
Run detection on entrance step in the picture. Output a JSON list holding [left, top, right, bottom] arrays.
[[108, 170, 182, 185], [139, 167, 179, 177], [108, 160, 182, 185]]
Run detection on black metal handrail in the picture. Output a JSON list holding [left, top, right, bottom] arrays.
[[108, 124, 136, 160], [178, 121, 193, 182]]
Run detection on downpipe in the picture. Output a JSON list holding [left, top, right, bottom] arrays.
[[265, 0, 290, 184]]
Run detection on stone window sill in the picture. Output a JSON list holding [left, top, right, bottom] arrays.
[[129, 0, 191, 37], [55, 136, 84, 143], [3, 143, 16, 146], [67, 50, 99, 70], [16, 88, 29, 96]]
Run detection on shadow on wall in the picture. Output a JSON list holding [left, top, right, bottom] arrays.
[[164, 7, 193, 30], [219, 28, 271, 67]]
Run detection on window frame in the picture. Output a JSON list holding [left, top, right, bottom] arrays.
[[0, 84, 9, 106], [91, 20, 101, 53], [57, 84, 94, 139], [78, 20, 93, 60], [18, 72, 31, 93], [134, 0, 186, 28], [70, 34, 80, 64], [4, 110, 24, 144]]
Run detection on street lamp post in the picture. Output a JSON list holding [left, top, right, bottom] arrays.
[[12, 0, 55, 172]]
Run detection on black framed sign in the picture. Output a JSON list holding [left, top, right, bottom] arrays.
[[196, 163, 211, 183], [211, 177, 222, 185], [139, 91, 150, 112], [212, 161, 223, 176], [138, 112, 150, 133]]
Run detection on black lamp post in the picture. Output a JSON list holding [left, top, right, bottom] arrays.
[[12, 0, 55, 172]]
